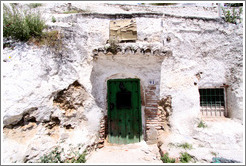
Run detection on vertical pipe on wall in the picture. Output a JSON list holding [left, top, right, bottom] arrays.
[[224, 86, 228, 117]]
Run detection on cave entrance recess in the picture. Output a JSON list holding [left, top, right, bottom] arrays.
[[107, 79, 142, 144]]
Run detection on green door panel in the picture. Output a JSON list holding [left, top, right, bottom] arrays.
[[107, 79, 142, 144]]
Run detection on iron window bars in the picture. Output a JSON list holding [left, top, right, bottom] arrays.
[[199, 88, 225, 116]]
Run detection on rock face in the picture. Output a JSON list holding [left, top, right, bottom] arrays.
[[53, 81, 89, 129], [158, 118, 244, 163], [158, 96, 172, 132], [2, 2, 243, 163]]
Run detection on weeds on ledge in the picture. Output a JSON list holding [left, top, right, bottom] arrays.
[[39, 147, 87, 163], [177, 143, 193, 150], [28, 3, 42, 8], [63, 9, 89, 14], [211, 151, 218, 157], [106, 38, 119, 55], [52, 16, 56, 23], [27, 30, 64, 55], [40, 147, 63, 163], [168, 142, 193, 150], [180, 152, 192, 163], [222, 7, 243, 24], [69, 150, 87, 163], [198, 120, 207, 128], [161, 153, 176, 163], [3, 3, 46, 41]]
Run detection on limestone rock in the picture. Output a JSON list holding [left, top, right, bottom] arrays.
[[2, 2, 243, 164]]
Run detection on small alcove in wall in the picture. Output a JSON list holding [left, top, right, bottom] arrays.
[[90, 46, 172, 144]]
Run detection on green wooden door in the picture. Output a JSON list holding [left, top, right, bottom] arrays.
[[107, 79, 142, 144]]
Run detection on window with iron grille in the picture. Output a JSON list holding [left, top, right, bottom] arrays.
[[199, 88, 226, 116]]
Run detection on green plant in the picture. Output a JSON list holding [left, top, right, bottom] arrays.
[[177, 143, 193, 150], [40, 147, 63, 163], [211, 151, 217, 157], [40, 30, 63, 51], [70, 150, 87, 163], [28, 30, 61, 47], [180, 152, 192, 163], [3, 4, 46, 41], [63, 10, 79, 14], [39, 146, 87, 163], [198, 120, 207, 128], [161, 153, 176, 163], [52, 16, 56, 23], [63, 9, 88, 14], [64, 149, 87, 163], [167, 142, 176, 148], [222, 7, 243, 24], [28, 3, 42, 8], [106, 38, 119, 55]]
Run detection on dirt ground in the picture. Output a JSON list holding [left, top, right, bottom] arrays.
[[86, 141, 162, 164]]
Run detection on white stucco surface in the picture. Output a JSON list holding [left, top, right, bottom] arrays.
[[2, 2, 243, 163]]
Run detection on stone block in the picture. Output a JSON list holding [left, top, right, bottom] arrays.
[[146, 126, 158, 144], [109, 19, 137, 42]]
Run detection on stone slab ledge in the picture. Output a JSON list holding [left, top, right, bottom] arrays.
[[92, 43, 172, 57]]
